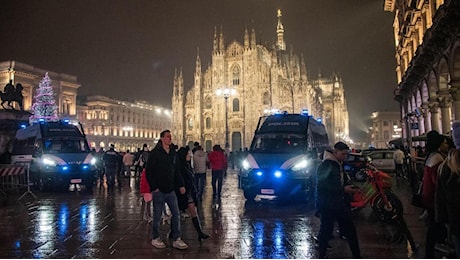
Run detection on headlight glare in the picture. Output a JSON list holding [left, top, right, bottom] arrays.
[[242, 159, 251, 170], [42, 157, 57, 166], [292, 159, 308, 171]]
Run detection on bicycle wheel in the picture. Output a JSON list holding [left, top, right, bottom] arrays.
[[371, 190, 404, 223]]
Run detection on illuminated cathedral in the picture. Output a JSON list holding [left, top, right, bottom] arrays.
[[172, 10, 349, 152]]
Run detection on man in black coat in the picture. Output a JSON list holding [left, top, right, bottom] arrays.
[[316, 141, 361, 258], [145, 130, 188, 250]]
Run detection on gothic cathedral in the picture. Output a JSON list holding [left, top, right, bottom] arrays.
[[172, 10, 349, 152]]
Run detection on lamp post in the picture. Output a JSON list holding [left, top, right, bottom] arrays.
[[216, 87, 236, 148]]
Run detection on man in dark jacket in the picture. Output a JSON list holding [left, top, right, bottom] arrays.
[[316, 141, 361, 258], [103, 144, 121, 192], [145, 130, 188, 250]]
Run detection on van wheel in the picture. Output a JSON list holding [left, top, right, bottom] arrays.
[[243, 189, 257, 200]]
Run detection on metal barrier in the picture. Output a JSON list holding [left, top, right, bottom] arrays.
[[0, 164, 37, 200]]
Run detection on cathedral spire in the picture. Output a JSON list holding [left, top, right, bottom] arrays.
[[195, 48, 202, 86], [251, 28, 256, 49], [213, 26, 218, 54], [276, 9, 286, 51], [219, 26, 225, 53], [244, 26, 249, 49]]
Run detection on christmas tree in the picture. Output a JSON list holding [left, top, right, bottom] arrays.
[[30, 72, 59, 122]]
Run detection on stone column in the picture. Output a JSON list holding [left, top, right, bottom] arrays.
[[450, 79, 460, 121], [421, 103, 429, 134], [429, 102, 441, 133], [439, 90, 452, 134]]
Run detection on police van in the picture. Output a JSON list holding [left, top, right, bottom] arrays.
[[11, 120, 96, 192], [239, 111, 330, 202]]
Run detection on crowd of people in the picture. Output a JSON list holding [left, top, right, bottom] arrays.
[[91, 130, 228, 250], [88, 126, 460, 256]]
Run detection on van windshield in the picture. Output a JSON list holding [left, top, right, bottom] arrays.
[[250, 133, 306, 154], [44, 138, 90, 153]]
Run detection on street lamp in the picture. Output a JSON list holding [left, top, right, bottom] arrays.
[[216, 87, 236, 148]]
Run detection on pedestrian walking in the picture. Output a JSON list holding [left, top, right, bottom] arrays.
[[394, 146, 405, 178], [316, 141, 361, 259], [145, 130, 188, 250], [176, 146, 210, 244], [122, 149, 134, 178], [208, 144, 227, 200], [421, 130, 451, 258], [193, 145, 208, 201], [103, 144, 121, 192]]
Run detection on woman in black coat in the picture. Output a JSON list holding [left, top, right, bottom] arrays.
[[176, 146, 210, 243]]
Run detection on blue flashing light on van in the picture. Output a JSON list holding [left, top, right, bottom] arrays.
[[238, 113, 330, 202]]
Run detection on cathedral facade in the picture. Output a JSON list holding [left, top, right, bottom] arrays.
[[172, 10, 349, 152]]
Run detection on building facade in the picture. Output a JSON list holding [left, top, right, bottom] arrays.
[[369, 111, 402, 148], [77, 95, 172, 152], [172, 10, 349, 152], [0, 60, 79, 118], [384, 0, 460, 147]]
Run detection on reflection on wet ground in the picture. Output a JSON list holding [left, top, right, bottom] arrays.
[[0, 170, 426, 258]]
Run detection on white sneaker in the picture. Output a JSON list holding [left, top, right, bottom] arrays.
[[181, 212, 190, 218], [151, 238, 166, 249], [172, 238, 188, 250]]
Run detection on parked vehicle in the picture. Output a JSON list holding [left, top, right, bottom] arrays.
[[365, 149, 396, 173], [351, 164, 403, 223], [238, 111, 330, 202], [11, 120, 96, 192]]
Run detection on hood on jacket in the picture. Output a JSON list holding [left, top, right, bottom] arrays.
[[322, 150, 340, 164]]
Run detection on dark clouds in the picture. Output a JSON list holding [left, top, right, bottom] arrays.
[[0, 0, 398, 141]]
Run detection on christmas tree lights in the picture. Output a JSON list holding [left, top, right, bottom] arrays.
[[30, 72, 59, 122]]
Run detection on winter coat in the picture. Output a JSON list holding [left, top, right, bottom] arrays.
[[422, 152, 445, 210], [436, 164, 460, 233], [193, 149, 208, 174], [145, 144, 184, 193], [208, 150, 227, 170], [316, 150, 352, 210]]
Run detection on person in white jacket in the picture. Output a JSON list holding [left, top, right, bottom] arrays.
[[193, 145, 208, 201]]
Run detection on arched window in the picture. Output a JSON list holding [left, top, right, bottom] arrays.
[[232, 66, 240, 86], [206, 117, 211, 129], [205, 96, 212, 109], [263, 92, 270, 105], [232, 98, 240, 112]]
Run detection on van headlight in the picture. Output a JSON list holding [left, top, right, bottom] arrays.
[[90, 157, 97, 165], [242, 159, 251, 171], [42, 157, 57, 166], [291, 159, 308, 171]]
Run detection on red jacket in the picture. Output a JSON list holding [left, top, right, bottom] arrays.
[[208, 150, 227, 170], [422, 152, 444, 210], [140, 168, 150, 194]]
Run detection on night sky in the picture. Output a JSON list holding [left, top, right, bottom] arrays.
[[0, 0, 398, 142]]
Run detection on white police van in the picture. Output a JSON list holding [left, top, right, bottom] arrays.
[[239, 111, 330, 202], [11, 120, 96, 192]]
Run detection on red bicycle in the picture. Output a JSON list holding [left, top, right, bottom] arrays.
[[351, 165, 403, 223]]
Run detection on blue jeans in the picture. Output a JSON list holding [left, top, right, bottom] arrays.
[[105, 167, 117, 187], [194, 172, 206, 200], [151, 190, 181, 240]]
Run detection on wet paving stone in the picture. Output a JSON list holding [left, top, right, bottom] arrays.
[[0, 170, 429, 258]]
